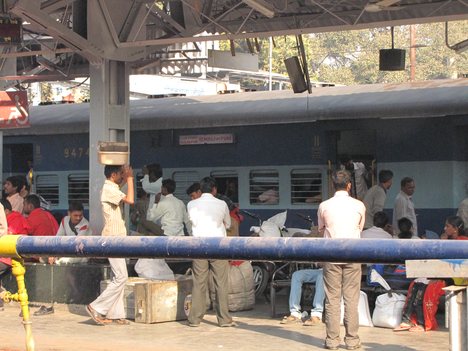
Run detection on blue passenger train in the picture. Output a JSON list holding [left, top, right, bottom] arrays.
[[3, 79, 468, 235]]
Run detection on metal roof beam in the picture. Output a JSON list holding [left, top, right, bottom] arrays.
[[40, 0, 79, 14], [119, 12, 468, 48], [10, 0, 104, 65]]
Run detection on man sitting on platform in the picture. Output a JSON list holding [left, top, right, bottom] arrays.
[[49, 201, 93, 265], [280, 266, 325, 326], [23, 194, 58, 236], [361, 212, 393, 239]]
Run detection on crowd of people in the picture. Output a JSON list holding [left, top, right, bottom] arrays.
[[0, 173, 93, 315], [280, 167, 467, 350], [1, 161, 467, 350]]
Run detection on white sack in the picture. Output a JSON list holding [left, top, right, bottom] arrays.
[[135, 258, 174, 280], [340, 291, 374, 327], [372, 292, 406, 329]]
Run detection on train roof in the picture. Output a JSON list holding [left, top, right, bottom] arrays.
[[4, 78, 468, 136]]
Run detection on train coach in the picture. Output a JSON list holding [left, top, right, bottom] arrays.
[[2, 79, 468, 235]]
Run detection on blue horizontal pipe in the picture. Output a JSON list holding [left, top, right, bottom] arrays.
[[13, 236, 468, 264]]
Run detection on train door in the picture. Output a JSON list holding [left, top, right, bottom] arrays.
[[455, 125, 468, 204], [2, 143, 33, 176], [327, 130, 376, 198]]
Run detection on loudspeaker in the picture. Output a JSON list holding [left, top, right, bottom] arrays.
[[284, 56, 308, 93], [379, 49, 406, 71]]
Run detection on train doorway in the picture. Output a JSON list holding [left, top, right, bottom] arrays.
[[336, 129, 376, 165], [2, 143, 33, 175], [327, 130, 376, 199]]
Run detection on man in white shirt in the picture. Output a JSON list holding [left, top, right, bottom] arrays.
[[56, 201, 93, 237], [4, 176, 24, 214], [141, 163, 162, 218], [341, 157, 369, 200], [393, 177, 418, 238], [49, 201, 93, 265], [38, 201, 93, 316], [318, 170, 365, 350], [457, 197, 468, 229], [148, 179, 191, 236], [361, 211, 393, 239], [136, 180, 186, 281], [187, 177, 234, 327], [362, 170, 393, 229]]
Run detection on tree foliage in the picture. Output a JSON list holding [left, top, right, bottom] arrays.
[[221, 20, 467, 86], [39, 82, 54, 102]]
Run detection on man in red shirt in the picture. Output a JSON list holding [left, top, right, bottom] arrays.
[[0, 198, 29, 265], [0, 198, 29, 310], [23, 195, 58, 236], [2, 199, 29, 235]]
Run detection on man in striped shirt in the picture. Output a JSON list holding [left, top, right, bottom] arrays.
[[86, 164, 134, 326]]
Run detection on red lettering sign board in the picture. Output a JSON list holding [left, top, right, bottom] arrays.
[[0, 91, 30, 128], [179, 134, 234, 145]]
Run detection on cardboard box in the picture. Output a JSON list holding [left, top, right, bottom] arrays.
[[134, 275, 193, 324]]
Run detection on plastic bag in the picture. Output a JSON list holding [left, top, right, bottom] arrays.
[[135, 258, 174, 280], [340, 291, 373, 327], [267, 211, 287, 228], [366, 264, 385, 287], [372, 292, 406, 328], [250, 211, 288, 237], [258, 211, 287, 237]]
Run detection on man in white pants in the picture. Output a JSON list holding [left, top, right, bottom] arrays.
[[86, 164, 134, 325]]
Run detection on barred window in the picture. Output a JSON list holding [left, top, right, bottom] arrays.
[[172, 171, 200, 203], [291, 169, 322, 204], [68, 173, 89, 206], [249, 170, 279, 205], [36, 174, 59, 205], [211, 170, 238, 204]]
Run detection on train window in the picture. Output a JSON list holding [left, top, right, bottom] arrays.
[[172, 171, 200, 203], [291, 169, 322, 204], [68, 173, 89, 206], [36, 174, 59, 205], [211, 171, 238, 204], [249, 170, 279, 205]]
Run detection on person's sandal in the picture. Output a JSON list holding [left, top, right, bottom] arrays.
[[33, 305, 54, 316], [303, 316, 321, 326], [409, 325, 425, 332], [112, 318, 130, 325], [86, 305, 107, 326], [393, 323, 411, 332], [280, 315, 301, 324]]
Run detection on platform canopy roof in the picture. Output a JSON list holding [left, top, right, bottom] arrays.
[[1, 0, 467, 81]]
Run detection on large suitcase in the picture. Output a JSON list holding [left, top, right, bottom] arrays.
[[134, 275, 192, 324], [100, 277, 149, 319]]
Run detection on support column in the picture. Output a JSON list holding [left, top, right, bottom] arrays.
[[445, 286, 468, 351], [89, 60, 130, 234], [0, 50, 17, 185]]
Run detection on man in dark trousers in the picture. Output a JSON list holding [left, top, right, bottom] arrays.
[[186, 177, 234, 327]]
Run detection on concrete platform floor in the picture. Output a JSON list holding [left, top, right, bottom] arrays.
[[0, 296, 449, 351]]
